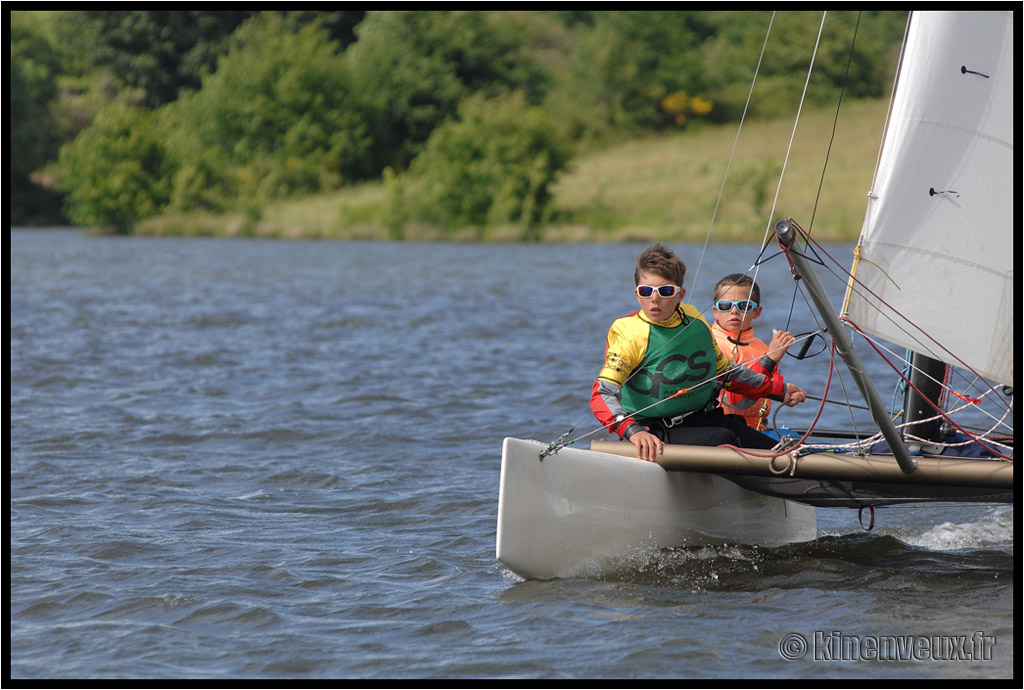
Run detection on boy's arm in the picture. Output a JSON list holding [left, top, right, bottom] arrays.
[[592, 378, 664, 461], [591, 317, 649, 439], [711, 322, 786, 401], [721, 359, 787, 401], [591, 378, 645, 440]]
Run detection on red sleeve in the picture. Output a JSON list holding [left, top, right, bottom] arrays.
[[723, 360, 787, 401], [590, 378, 638, 439]]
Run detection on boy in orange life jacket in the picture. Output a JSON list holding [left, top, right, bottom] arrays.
[[711, 273, 796, 431], [590, 244, 807, 462]]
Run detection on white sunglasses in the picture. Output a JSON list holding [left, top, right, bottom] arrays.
[[636, 284, 682, 299]]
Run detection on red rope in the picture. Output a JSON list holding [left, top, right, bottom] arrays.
[[789, 219, 1011, 415], [949, 390, 983, 405], [843, 317, 1012, 460], [772, 219, 1012, 461], [716, 342, 837, 461], [858, 504, 876, 530]]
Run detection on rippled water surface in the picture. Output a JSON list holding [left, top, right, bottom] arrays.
[[10, 229, 1013, 679]]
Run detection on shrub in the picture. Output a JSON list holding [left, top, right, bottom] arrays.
[[58, 102, 171, 231], [388, 92, 572, 238], [163, 13, 372, 209]]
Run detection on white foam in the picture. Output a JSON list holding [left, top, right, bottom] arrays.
[[903, 506, 1013, 551]]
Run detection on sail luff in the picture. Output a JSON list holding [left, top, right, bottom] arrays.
[[845, 11, 1014, 386]]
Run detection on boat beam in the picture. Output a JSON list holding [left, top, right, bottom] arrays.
[[774, 218, 917, 474], [589, 441, 1013, 490]]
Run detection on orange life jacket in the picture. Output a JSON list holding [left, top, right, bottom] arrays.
[[711, 321, 773, 430]]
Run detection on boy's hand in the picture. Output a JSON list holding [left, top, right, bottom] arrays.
[[768, 329, 796, 363], [629, 430, 664, 462], [783, 382, 807, 406]]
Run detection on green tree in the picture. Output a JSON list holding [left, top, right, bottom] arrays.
[[544, 11, 719, 142], [163, 13, 373, 208], [10, 20, 60, 172], [10, 13, 68, 223], [388, 92, 572, 238], [347, 10, 553, 173], [54, 10, 251, 108], [58, 102, 171, 231], [700, 11, 906, 121], [11, 57, 50, 188], [54, 11, 368, 110]]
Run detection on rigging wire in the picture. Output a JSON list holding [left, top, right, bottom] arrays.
[[860, 11, 913, 227], [778, 239, 869, 443], [559, 330, 827, 453], [546, 12, 1012, 463], [779, 218, 1014, 442], [688, 11, 776, 296], [549, 13, 882, 456], [805, 12, 863, 237], [781, 220, 1013, 458], [754, 10, 857, 330], [543, 15, 784, 457], [795, 223, 1013, 417], [750, 11, 827, 294], [846, 323, 1014, 459]]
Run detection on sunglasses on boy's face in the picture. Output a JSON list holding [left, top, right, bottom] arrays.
[[636, 284, 682, 299], [713, 299, 759, 313]]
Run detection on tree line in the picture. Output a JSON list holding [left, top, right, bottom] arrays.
[[11, 10, 907, 234]]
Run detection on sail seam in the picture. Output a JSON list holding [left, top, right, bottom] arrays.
[[862, 241, 1011, 280], [899, 118, 1012, 149]]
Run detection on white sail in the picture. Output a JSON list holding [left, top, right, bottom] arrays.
[[845, 11, 1014, 385]]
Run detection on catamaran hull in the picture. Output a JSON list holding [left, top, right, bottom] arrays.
[[496, 437, 817, 580]]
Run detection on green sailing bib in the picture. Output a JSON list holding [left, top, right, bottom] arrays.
[[621, 315, 718, 419]]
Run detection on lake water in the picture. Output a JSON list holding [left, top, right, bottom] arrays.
[[10, 228, 1013, 679]]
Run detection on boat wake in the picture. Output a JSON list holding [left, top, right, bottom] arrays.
[[500, 521, 1013, 590], [901, 506, 1013, 552]]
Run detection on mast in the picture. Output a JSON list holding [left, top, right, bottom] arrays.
[[903, 353, 948, 453], [774, 218, 916, 474]]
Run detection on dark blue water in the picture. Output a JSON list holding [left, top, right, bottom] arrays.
[[10, 229, 1013, 679]]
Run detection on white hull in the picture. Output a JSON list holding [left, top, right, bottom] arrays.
[[496, 437, 816, 580]]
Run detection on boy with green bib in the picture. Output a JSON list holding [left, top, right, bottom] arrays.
[[591, 244, 806, 461]]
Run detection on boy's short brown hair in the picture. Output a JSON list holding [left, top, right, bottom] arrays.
[[713, 273, 762, 304], [635, 243, 686, 286]]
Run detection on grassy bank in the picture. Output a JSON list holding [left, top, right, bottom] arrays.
[[136, 98, 888, 242]]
